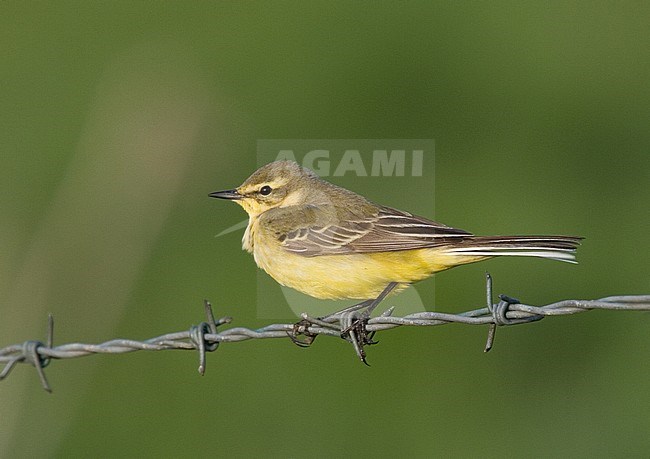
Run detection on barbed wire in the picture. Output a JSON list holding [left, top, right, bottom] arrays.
[[1, 274, 649, 392]]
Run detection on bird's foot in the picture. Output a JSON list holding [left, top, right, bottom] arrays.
[[287, 319, 318, 347], [337, 282, 398, 364], [339, 313, 379, 365]]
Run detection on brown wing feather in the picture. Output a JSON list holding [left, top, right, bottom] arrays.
[[281, 205, 471, 257]]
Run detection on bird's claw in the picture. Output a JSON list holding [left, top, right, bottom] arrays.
[[340, 316, 379, 365], [287, 319, 317, 347]]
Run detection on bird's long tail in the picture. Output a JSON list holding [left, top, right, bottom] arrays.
[[444, 235, 582, 263]]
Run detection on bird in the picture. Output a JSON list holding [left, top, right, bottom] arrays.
[[210, 160, 580, 299], [209, 160, 581, 359]]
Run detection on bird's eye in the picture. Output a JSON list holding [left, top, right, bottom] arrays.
[[259, 185, 272, 196]]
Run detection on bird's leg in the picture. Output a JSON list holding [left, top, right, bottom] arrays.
[[340, 282, 399, 364], [320, 281, 399, 322], [318, 299, 374, 321], [360, 282, 398, 318]]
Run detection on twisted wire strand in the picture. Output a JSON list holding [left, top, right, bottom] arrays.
[[2, 275, 649, 391]]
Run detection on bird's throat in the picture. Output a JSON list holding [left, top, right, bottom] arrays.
[[242, 216, 257, 253]]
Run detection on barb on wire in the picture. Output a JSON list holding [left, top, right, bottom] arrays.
[[1, 274, 649, 391]]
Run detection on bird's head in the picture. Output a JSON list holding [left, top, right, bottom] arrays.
[[209, 160, 323, 218]]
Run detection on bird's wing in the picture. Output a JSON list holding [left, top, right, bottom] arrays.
[[280, 205, 472, 257]]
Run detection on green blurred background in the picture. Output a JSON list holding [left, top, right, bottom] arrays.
[[1, 1, 649, 457]]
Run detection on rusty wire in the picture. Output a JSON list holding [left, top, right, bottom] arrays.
[[1, 274, 649, 392]]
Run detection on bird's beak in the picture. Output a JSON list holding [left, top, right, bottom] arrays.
[[209, 189, 242, 200]]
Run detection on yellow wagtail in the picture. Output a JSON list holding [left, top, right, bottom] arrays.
[[211, 160, 580, 303]]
